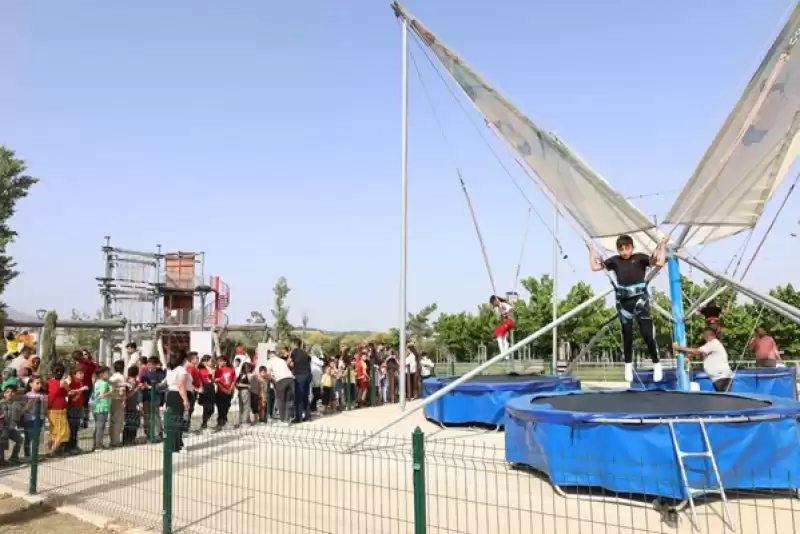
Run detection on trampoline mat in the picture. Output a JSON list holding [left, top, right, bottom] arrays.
[[531, 390, 772, 414], [441, 374, 561, 385]]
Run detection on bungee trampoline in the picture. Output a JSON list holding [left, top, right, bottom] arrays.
[[422, 373, 580, 427], [505, 390, 800, 528], [630, 366, 798, 399]]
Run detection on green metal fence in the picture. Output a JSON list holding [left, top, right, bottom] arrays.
[[4, 400, 798, 533]]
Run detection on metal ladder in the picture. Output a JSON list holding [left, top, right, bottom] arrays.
[[667, 419, 736, 532]]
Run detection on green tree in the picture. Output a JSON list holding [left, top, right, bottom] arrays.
[[271, 277, 293, 343], [38, 310, 59, 377], [0, 147, 38, 326], [66, 309, 102, 352], [407, 303, 437, 344]]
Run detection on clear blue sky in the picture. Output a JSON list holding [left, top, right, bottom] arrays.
[[2, 1, 798, 331]]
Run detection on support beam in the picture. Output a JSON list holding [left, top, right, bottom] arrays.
[[678, 254, 800, 324], [683, 282, 725, 319], [666, 246, 690, 391], [347, 287, 614, 452], [4, 318, 127, 330], [650, 301, 675, 323], [153, 323, 269, 333]]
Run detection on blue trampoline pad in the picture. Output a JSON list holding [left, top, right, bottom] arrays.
[[422, 373, 580, 427], [505, 389, 800, 500]]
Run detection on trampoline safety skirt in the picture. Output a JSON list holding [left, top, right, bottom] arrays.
[[630, 366, 798, 400], [504, 389, 800, 500], [422, 373, 580, 427]]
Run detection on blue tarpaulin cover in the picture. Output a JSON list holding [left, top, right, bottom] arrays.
[[422, 374, 580, 426], [630, 367, 797, 400], [505, 389, 800, 499]]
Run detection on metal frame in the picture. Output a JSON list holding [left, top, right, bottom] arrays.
[[347, 288, 613, 452]]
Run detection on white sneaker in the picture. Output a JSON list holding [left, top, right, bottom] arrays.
[[653, 363, 663, 382], [624, 363, 633, 383]]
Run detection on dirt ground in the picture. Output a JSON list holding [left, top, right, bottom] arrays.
[[0, 493, 104, 533]]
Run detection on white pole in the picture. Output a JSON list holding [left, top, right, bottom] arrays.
[[347, 288, 613, 452], [551, 207, 558, 373], [398, 15, 409, 410]]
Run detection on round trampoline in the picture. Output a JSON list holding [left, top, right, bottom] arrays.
[[422, 373, 580, 427], [630, 367, 798, 400], [505, 389, 800, 501]]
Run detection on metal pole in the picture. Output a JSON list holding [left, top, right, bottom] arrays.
[[551, 207, 558, 373], [678, 253, 800, 323], [398, 15, 409, 411], [348, 288, 613, 451], [100, 236, 113, 365], [667, 246, 690, 391]]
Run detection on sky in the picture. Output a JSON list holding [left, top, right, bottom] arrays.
[[2, 1, 799, 331]]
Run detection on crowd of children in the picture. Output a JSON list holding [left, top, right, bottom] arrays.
[[0, 339, 438, 462]]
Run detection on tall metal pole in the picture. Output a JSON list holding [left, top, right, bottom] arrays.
[[551, 207, 558, 373], [100, 236, 113, 365], [667, 245, 690, 391], [398, 15, 409, 410]]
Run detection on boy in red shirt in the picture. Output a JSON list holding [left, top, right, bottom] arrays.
[[66, 369, 89, 453]]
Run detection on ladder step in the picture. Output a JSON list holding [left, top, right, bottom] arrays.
[[688, 488, 722, 495], [679, 451, 713, 458]]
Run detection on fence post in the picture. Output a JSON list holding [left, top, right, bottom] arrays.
[[369, 367, 376, 406], [345, 368, 352, 410], [448, 357, 455, 377], [148, 387, 157, 444], [162, 411, 174, 534], [412, 427, 427, 534], [28, 399, 42, 495]]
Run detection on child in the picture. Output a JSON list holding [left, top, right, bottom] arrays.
[[257, 366, 270, 421], [108, 360, 127, 447], [22, 376, 46, 459], [320, 363, 334, 414], [489, 295, 515, 354], [697, 300, 727, 339], [122, 366, 141, 446], [198, 356, 216, 431], [92, 366, 113, 451], [588, 235, 666, 383], [673, 328, 733, 392], [247, 365, 264, 425], [140, 357, 166, 441], [235, 362, 253, 427], [0, 381, 24, 464], [66, 368, 88, 454], [354, 353, 368, 406]]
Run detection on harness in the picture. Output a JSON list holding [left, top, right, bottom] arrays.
[[614, 282, 649, 323]]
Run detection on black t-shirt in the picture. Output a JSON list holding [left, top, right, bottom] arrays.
[[291, 349, 311, 376], [604, 253, 650, 286], [700, 305, 722, 320]]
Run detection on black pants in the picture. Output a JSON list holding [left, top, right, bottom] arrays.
[[310, 386, 322, 412], [186, 391, 196, 430], [199, 384, 215, 428], [274, 377, 294, 423], [215, 391, 232, 428], [123, 408, 139, 445], [67, 405, 83, 450], [618, 299, 659, 364], [712, 378, 732, 392], [165, 391, 185, 453]]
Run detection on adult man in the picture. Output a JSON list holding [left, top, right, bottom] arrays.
[[588, 235, 666, 383], [290, 338, 312, 422], [750, 327, 781, 368], [673, 328, 733, 392], [125, 342, 141, 370], [265, 351, 294, 425], [8, 346, 32, 375]]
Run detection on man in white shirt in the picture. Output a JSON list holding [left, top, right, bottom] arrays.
[[265, 352, 294, 424], [125, 343, 141, 370], [673, 328, 733, 392]]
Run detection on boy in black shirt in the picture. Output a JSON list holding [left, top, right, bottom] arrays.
[[588, 234, 666, 383]]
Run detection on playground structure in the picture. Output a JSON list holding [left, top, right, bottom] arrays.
[[4, 237, 268, 365]]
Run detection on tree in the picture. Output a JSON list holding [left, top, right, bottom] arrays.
[[301, 312, 309, 341], [407, 303, 437, 344], [38, 310, 59, 378], [244, 310, 268, 346], [0, 147, 38, 325], [271, 277, 293, 343], [67, 309, 102, 352]]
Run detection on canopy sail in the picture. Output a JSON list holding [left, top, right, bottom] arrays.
[[392, 2, 662, 252], [665, 5, 800, 248]]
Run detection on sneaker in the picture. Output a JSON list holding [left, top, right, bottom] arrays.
[[624, 363, 633, 383], [653, 362, 663, 383]]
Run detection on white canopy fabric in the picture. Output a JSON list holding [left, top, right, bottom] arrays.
[[396, 3, 662, 253], [665, 6, 800, 248]]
